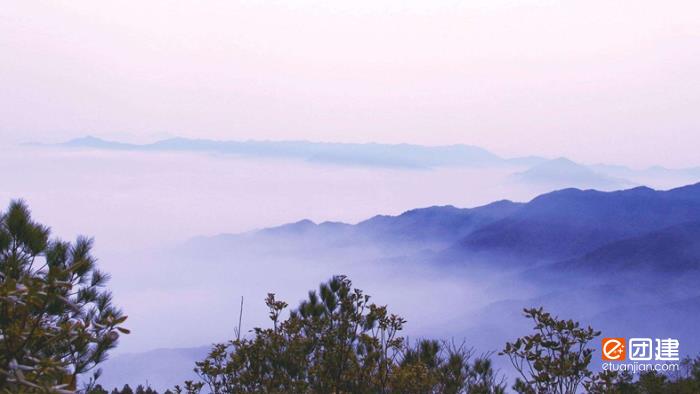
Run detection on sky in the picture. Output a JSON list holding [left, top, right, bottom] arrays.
[[1, 0, 699, 167]]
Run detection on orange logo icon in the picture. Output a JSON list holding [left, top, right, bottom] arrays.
[[602, 338, 626, 361]]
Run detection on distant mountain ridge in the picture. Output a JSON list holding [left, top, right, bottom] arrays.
[[194, 181, 699, 249], [453, 183, 700, 263], [49, 136, 540, 169], [186, 200, 525, 258], [30, 136, 700, 189], [188, 182, 700, 275], [511, 157, 633, 190]]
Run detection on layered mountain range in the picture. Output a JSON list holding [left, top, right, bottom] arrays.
[[193, 182, 700, 272], [100, 182, 700, 390]]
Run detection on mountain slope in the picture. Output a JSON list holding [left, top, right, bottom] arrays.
[[355, 200, 522, 245], [185, 183, 700, 267], [184, 200, 524, 259], [446, 183, 700, 263], [552, 220, 700, 274]]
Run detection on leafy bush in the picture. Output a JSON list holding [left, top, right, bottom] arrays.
[[501, 307, 601, 394], [176, 275, 506, 394]]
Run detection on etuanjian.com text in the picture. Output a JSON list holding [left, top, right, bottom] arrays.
[[602, 362, 680, 374]]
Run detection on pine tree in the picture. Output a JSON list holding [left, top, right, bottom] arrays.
[[119, 384, 135, 394], [0, 200, 128, 392], [177, 275, 506, 394]]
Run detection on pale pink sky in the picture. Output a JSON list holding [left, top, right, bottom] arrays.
[[1, 0, 699, 167]]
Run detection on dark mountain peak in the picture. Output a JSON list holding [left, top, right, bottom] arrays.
[[318, 221, 352, 229], [363, 201, 521, 225], [528, 181, 700, 203], [526, 187, 598, 205], [357, 205, 471, 229], [361, 206, 459, 227], [529, 184, 663, 205], [468, 199, 522, 215], [259, 219, 317, 236], [399, 205, 462, 217], [458, 182, 700, 262], [282, 219, 316, 228], [481, 199, 518, 206], [619, 185, 656, 195]]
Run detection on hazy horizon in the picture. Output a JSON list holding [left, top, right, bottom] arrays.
[[24, 134, 700, 172], [3, 0, 700, 167]]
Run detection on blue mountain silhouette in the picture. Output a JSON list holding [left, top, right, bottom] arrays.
[[452, 183, 700, 262]]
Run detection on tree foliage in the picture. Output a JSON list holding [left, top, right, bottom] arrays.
[[75, 274, 699, 394], [176, 275, 506, 394], [501, 307, 602, 394], [0, 200, 128, 393]]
